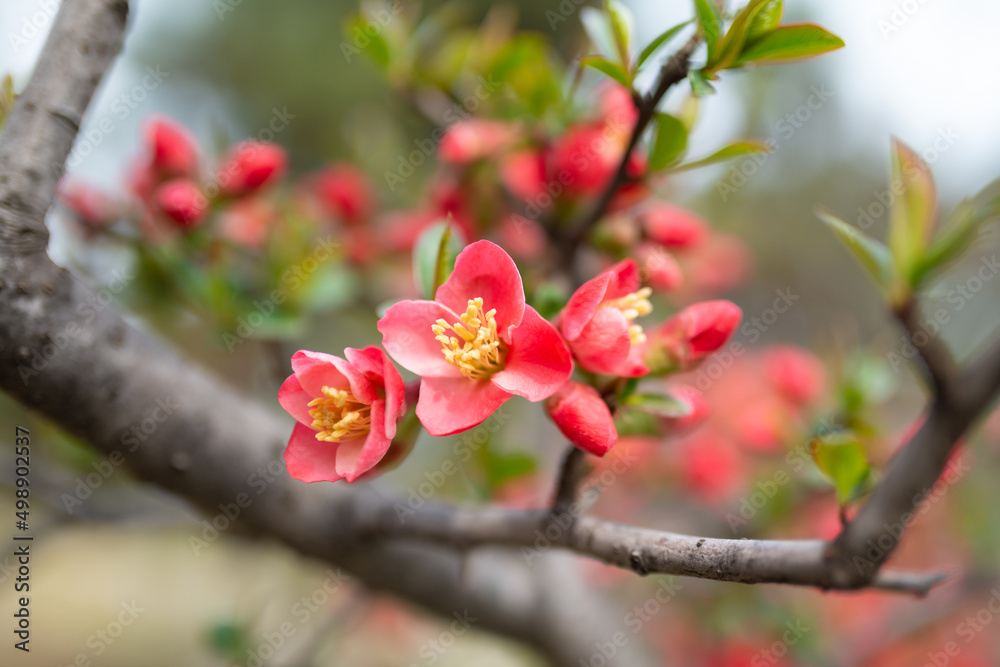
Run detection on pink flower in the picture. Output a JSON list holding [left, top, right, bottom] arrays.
[[378, 240, 572, 436], [313, 164, 374, 224], [278, 347, 405, 483], [500, 148, 548, 202], [764, 345, 826, 406], [545, 381, 618, 456], [438, 119, 519, 164], [58, 178, 116, 227], [645, 301, 742, 373], [559, 259, 652, 377], [218, 141, 287, 196], [155, 178, 208, 229], [551, 123, 625, 194], [640, 202, 708, 249], [634, 243, 683, 291], [145, 116, 199, 178], [220, 197, 274, 246]]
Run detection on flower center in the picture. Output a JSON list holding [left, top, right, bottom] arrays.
[[432, 297, 507, 380], [307, 386, 371, 442], [604, 287, 653, 346]]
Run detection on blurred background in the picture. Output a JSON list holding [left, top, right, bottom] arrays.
[[3, 0, 1000, 665]]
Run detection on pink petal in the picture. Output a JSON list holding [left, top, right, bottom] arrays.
[[416, 376, 512, 436], [284, 422, 347, 483], [278, 375, 315, 427], [435, 240, 525, 337], [561, 271, 613, 341], [292, 350, 375, 404], [378, 300, 464, 379], [336, 399, 392, 482], [566, 307, 632, 375], [345, 346, 406, 437], [491, 306, 573, 402], [602, 259, 641, 301]]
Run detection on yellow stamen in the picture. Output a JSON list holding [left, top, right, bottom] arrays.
[[432, 297, 507, 380], [307, 386, 371, 442], [604, 287, 653, 346]]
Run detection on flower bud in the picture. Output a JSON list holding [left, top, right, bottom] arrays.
[[145, 117, 199, 178], [313, 163, 374, 224], [438, 119, 518, 164], [217, 141, 287, 197], [545, 382, 618, 456], [155, 178, 208, 229], [640, 202, 708, 249], [763, 345, 826, 406], [645, 300, 742, 373]]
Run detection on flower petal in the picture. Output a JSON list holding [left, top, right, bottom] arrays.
[[435, 240, 525, 337], [566, 307, 632, 375], [278, 375, 314, 427], [491, 306, 573, 402], [378, 300, 463, 379], [292, 350, 375, 404], [284, 422, 347, 483], [603, 259, 641, 301], [336, 399, 392, 482], [416, 376, 512, 436], [561, 271, 613, 342], [345, 346, 406, 438]]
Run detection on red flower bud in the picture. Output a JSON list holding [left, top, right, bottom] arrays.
[[640, 202, 708, 249], [57, 178, 116, 227], [438, 119, 518, 164], [545, 381, 618, 456], [217, 141, 287, 197], [764, 345, 826, 406], [145, 117, 199, 178], [646, 300, 742, 373], [635, 243, 683, 291], [313, 163, 374, 224], [155, 178, 208, 229]]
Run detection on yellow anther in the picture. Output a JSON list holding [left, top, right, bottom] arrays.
[[604, 287, 653, 347], [433, 297, 506, 380], [307, 386, 371, 442]]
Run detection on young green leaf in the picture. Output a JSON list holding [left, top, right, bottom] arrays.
[[606, 0, 636, 68], [581, 7, 619, 62], [413, 221, 463, 299], [693, 0, 722, 63], [649, 112, 689, 170], [887, 138, 938, 287], [669, 139, 770, 172], [747, 0, 783, 40], [637, 20, 693, 71], [736, 23, 845, 66], [711, 0, 773, 72], [688, 68, 717, 96], [581, 56, 632, 88], [344, 15, 391, 68], [912, 178, 1000, 287], [623, 393, 694, 418], [810, 432, 872, 506], [816, 207, 894, 290]]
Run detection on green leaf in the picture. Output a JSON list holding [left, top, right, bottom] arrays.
[[614, 408, 661, 436], [606, 0, 636, 67], [343, 15, 391, 68], [490, 35, 564, 115], [623, 393, 694, 418], [887, 138, 938, 286], [637, 20, 693, 70], [711, 0, 773, 72], [736, 23, 845, 66], [669, 139, 770, 172], [816, 207, 894, 290], [693, 0, 722, 62], [688, 68, 716, 96], [913, 178, 1000, 286], [810, 432, 872, 506], [581, 56, 632, 88], [580, 7, 618, 61], [413, 221, 463, 299], [532, 283, 569, 321], [747, 0, 783, 40], [649, 112, 688, 170]]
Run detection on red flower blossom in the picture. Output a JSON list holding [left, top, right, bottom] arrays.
[[645, 300, 742, 373], [640, 202, 708, 249], [217, 141, 287, 197], [155, 178, 208, 229], [378, 240, 572, 435], [545, 381, 618, 456], [313, 163, 374, 224], [500, 148, 548, 202], [559, 259, 652, 376], [278, 347, 405, 483], [145, 116, 199, 178], [438, 119, 519, 164], [764, 345, 826, 406]]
